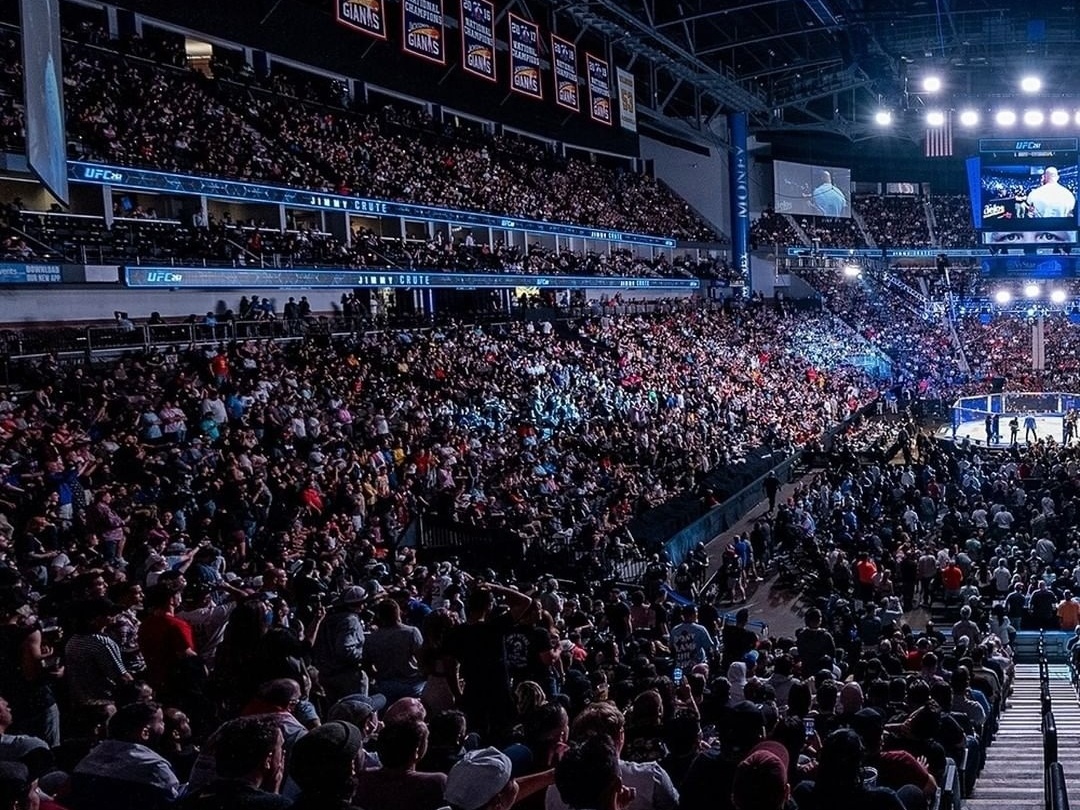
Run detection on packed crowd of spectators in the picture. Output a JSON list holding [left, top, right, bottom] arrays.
[[44, 25, 720, 242], [929, 197, 977, 250], [0, 293, 904, 809], [855, 196, 932, 248]]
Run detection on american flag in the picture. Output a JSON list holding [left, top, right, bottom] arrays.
[[925, 111, 953, 157]]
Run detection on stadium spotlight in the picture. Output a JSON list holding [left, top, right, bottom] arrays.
[[1024, 282, 1040, 298], [959, 109, 980, 127], [1020, 75, 1042, 93], [995, 109, 1017, 126], [1075, 110, 1080, 126], [926, 110, 946, 127], [1051, 109, 1070, 126], [874, 110, 893, 126], [922, 75, 942, 93], [1023, 109, 1044, 126], [994, 289, 1012, 305], [1051, 288, 1068, 304], [842, 263, 861, 278]]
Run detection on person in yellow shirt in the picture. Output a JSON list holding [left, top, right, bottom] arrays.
[[1057, 591, 1080, 631]]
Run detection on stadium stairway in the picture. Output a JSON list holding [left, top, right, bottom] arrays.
[[966, 663, 1080, 810]]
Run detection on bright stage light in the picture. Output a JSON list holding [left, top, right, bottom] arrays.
[[994, 289, 1012, 305], [926, 110, 945, 127], [874, 110, 892, 126], [1024, 282, 1040, 298], [1051, 109, 1070, 126], [1020, 75, 1042, 93], [842, 264, 861, 278], [922, 75, 942, 93], [995, 109, 1017, 126], [1051, 289, 1067, 304], [959, 109, 979, 127], [1023, 109, 1044, 126]]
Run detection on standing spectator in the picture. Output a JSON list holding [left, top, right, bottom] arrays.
[[795, 609, 835, 675], [65, 599, 133, 704], [364, 599, 425, 704], [313, 586, 369, 704], [669, 606, 715, 671], [1057, 591, 1080, 631], [138, 584, 200, 702]]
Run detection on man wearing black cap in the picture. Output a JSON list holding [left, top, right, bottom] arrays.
[[678, 701, 764, 810], [289, 720, 366, 810]]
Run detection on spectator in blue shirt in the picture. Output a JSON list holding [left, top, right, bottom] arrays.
[[669, 605, 715, 669]]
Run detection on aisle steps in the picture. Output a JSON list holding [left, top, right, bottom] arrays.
[[966, 664, 1080, 810]]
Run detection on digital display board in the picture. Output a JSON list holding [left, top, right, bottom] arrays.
[[124, 266, 702, 291], [971, 138, 1080, 239], [70, 162, 676, 248], [773, 160, 851, 218]]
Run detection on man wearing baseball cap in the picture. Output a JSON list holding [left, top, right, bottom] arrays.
[[289, 720, 365, 810], [442, 748, 518, 810], [730, 741, 790, 810]]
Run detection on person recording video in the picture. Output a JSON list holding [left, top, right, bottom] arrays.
[[1025, 166, 1076, 218]]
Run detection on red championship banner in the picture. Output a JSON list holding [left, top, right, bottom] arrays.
[[508, 13, 542, 100], [551, 34, 579, 112], [460, 0, 496, 82], [402, 0, 446, 64], [335, 0, 387, 40]]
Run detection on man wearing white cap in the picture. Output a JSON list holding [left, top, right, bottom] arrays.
[[442, 748, 553, 810]]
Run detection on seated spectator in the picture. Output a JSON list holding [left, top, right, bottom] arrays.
[[792, 728, 905, 810], [66, 701, 180, 810], [176, 715, 290, 810], [289, 720, 366, 810], [354, 719, 446, 810]]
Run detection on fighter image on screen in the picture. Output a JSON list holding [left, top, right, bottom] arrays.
[[807, 170, 847, 217], [1025, 166, 1076, 218]]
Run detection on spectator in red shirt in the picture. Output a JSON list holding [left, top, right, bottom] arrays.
[[138, 584, 200, 702], [941, 562, 963, 607], [855, 553, 878, 606]]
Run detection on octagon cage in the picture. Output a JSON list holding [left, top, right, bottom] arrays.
[[950, 392, 1080, 447]]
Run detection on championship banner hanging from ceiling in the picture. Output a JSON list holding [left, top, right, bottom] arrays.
[[586, 52, 612, 125], [551, 34, 579, 112], [402, 0, 446, 64], [616, 67, 636, 131], [460, 0, 496, 81], [335, 0, 387, 40], [508, 13, 542, 99]]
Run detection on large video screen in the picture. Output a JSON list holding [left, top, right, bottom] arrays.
[[980, 162, 1078, 232], [773, 160, 851, 218]]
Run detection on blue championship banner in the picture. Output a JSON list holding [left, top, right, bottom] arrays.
[[460, 0, 495, 82], [586, 53, 611, 125], [551, 34, 579, 112], [335, 0, 386, 39], [402, 0, 445, 64], [508, 14, 542, 100]]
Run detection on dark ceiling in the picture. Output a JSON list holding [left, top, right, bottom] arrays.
[[568, 0, 1080, 139]]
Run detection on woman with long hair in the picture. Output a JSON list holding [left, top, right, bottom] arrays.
[[419, 608, 461, 713]]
